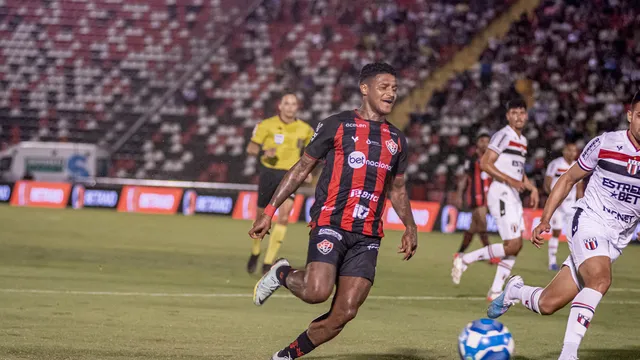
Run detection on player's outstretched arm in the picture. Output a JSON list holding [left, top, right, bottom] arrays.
[[248, 155, 318, 240], [531, 164, 590, 247], [388, 175, 418, 260]]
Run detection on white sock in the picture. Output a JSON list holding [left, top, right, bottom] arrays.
[[490, 256, 515, 293], [462, 243, 505, 265], [510, 284, 543, 314], [559, 288, 603, 358], [548, 237, 559, 266]]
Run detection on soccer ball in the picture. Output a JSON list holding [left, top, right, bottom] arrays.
[[458, 318, 514, 360]]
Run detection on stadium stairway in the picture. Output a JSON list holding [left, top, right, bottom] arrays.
[[390, 0, 541, 130]]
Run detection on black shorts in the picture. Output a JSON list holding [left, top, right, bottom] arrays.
[[257, 167, 294, 208], [307, 226, 381, 284]]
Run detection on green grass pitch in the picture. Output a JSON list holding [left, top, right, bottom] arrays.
[[1, 205, 639, 360]]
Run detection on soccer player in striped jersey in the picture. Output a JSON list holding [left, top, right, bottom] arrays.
[[543, 143, 583, 271], [488, 94, 640, 360], [249, 63, 417, 359], [452, 99, 540, 301], [455, 133, 496, 262]]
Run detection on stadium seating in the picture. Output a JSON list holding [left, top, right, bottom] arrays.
[[406, 0, 639, 203], [0, 0, 249, 171], [108, 0, 510, 181], [0, 0, 511, 181]]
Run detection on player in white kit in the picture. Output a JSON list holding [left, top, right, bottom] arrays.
[[487, 95, 640, 360], [544, 143, 583, 271], [452, 99, 540, 300]]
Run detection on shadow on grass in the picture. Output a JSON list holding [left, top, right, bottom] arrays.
[[306, 348, 445, 360], [578, 347, 640, 360], [0, 345, 215, 360]]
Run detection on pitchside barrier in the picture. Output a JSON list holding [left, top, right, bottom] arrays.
[[2, 179, 640, 242]]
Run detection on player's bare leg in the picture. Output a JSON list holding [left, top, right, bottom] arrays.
[[284, 261, 336, 304], [272, 276, 371, 359], [558, 256, 611, 360], [548, 229, 561, 271], [247, 207, 265, 273], [254, 260, 336, 307], [262, 198, 294, 274], [452, 234, 522, 293], [488, 264, 579, 318], [471, 206, 498, 264]]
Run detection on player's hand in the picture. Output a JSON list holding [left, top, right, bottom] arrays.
[[531, 221, 550, 249], [398, 226, 418, 261], [264, 148, 277, 158], [249, 214, 272, 240], [304, 173, 313, 184], [530, 188, 540, 209], [507, 178, 526, 193]]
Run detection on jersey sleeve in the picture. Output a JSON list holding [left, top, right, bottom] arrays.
[[303, 123, 314, 147], [578, 135, 604, 171], [545, 160, 557, 177], [304, 116, 341, 160], [487, 130, 509, 154], [250, 121, 268, 145], [395, 134, 409, 177]]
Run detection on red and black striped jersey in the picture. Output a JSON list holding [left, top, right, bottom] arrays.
[[463, 154, 492, 208], [305, 110, 409, 238]]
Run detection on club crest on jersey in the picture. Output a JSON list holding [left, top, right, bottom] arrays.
[[584, 237, 598, 250], [316, 239, 334, 255], [385, 139, 398, 155], [626, 159, 640, 175]]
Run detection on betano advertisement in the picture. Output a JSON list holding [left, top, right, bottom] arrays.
[[10, 181, 71, 208], [5, 181, 640, 242], [232, 191, 305, 222], [117, 186, 184, 215]]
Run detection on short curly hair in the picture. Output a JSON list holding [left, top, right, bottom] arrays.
[[359, 62, 397, 84]]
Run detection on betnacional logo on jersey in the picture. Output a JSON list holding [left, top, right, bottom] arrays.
[[385, 139, 398, 155], [348, 151, 367, 169], [317, 239, 334, 255], [627, 159, 640, 175], [584, 237, 598, 250], [347, 152, 393, 170]]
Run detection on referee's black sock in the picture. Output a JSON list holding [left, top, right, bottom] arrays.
[[276, 330, 316, 359], [276, 265, 292, 289]]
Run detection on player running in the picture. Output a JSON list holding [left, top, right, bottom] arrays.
[[246, 93, 314, 274], [487, 95, 640, 360], [454, 133, 498, 263], [451, 99, 539, 300], [249, 63, 418, 360], [543, 143, 583, 271]]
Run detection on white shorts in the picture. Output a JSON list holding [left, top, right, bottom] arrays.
[[550, 204, 573, 232], [562, 208, 622, 289], [487, 182, 524, 241]]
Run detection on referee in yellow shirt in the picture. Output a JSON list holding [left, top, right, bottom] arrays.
[[246, 93, 314, 274]]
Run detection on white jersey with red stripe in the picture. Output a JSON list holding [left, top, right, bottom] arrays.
[[488, 125, 528, 182], [546, 157, 577, 211], [575, 130, 640, 249]]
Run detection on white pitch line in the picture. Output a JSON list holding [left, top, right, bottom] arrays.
[[0, 288, 639, 304]]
